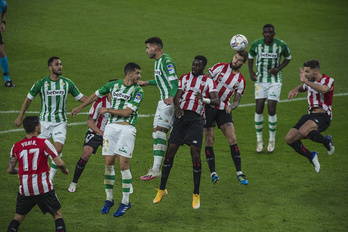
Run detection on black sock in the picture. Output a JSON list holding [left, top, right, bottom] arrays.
[[307, 130, 330, 150], [193, 160, 201, 195], [289, 140, 313, 161], [72, 158, 88, 183], [160, 157, 174, 190], [55, 218, 66, 232], [204, 146, 216, 174], [230, 144, 241, 172], [7, 219, 20, 232]]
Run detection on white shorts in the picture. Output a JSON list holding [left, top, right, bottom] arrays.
[[102, 123, 136, 158], [38, 121, 67, 144], [255, 82, 282, 101], [153, 100, 175, 129]]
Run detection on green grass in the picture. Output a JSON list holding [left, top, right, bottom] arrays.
[[1, 0, 348, 231]]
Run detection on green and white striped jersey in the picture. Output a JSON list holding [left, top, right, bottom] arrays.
[[249, 38, 291, 83], [95, 79, 144, 126], [27, 76, 83, 123], [154, 54, 178, 99]]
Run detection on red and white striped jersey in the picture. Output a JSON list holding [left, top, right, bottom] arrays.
[[88, 96, 110, 135], [10, 137, 58, 196], [208, 63, 246, 110], [178, 72, 217, 117], [303, 74, 334, 119]]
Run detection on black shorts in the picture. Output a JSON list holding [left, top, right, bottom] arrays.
[[293, 113, 331, 132], [83, 131, 103, 154], [168, 110, 204, 148], [204, 105, 233, 128], [0, 32, 3, 44], [15, 190, 61, 216]]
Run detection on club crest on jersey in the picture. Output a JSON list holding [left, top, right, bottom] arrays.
[[167, 64, 175, 74], [134, 93, 143, 103]]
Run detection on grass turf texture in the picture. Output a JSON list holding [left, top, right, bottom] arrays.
[[1, 0, 347, 231]]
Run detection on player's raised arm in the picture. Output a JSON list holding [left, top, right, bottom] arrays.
[[71, 93, 98, 117]]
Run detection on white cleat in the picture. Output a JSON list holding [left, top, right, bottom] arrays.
[[68, 182, 77, 193], [311, 151, 321, 173], [267, 141, 275, 153], [256, 141, 264, 153]]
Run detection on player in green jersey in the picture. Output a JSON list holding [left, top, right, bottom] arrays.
[[71, 62, 144, 217], [248, 24, 291, 153], [14, 56, 87, 181], [138, 37, 178, 181]]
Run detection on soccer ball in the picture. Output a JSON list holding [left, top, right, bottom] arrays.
[[230, 34, 248, 51]]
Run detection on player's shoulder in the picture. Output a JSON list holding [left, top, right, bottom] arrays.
[[274, 38, 288, 46], [161, 54, 175, 64], [60, 76, 75, 84], [211, 62, 229, 69], [322, 74, 334, 82]]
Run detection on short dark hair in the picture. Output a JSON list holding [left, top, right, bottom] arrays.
[[263, 24, 275, 31], [236, 50, 248, 62], [145, 37, 163, 49], [48, 56, 60, 67], [124, 62, 141, 76], [194, 55, 208, 66], [23, 116, 40, 133], [303, 59, 320, 70], [108, 79, 118, 82]]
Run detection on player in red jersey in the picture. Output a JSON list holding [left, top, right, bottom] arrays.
[[286, 59, 335, 173], [68, 80, 117, 193], [7, 115, 69, 232], [153, 55, 218, 209], [203, 50, 249, 185]]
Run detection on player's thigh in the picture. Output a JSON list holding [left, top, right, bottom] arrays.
[[38, 121, 52, 139], [115, 125, 136, 159], [51, 123, 67, 145], [267, 83, 282, 102], [255, 83, 269, 100], [154, 100, 175, 129], [36, 190, 61, 215], [15, 193, 37, 216]]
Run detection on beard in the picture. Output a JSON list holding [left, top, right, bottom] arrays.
[[52, 69, 62, 76]]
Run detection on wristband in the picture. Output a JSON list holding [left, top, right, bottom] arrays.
[[202, 97, 211, 104]]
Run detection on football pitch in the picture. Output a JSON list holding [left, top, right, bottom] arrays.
[[1, 0, 347, 231]]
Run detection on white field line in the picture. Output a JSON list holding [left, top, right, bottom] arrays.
[[1, 93, 347, 134]]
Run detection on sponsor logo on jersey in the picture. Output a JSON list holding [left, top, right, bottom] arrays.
[[155, 70, 161, 76], [260, 53, 278, 59], [112, 92, 131, 100], [46, 90, 66, 96], [134, 93, 143, 103], [167, 64, 175, 74]]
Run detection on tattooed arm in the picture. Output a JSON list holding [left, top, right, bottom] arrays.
[[7, 157, 18, 174]]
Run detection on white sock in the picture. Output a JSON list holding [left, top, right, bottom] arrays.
[[104, 165, 115, 201], [255, 113, 263, 141], [269, 114, 277, 141], [49, 152, 62, 181], [121, 169, 132, 204]]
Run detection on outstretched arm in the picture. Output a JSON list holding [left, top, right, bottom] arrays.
[[71, 93, 98, 117], [14, 97, 32, 127]]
